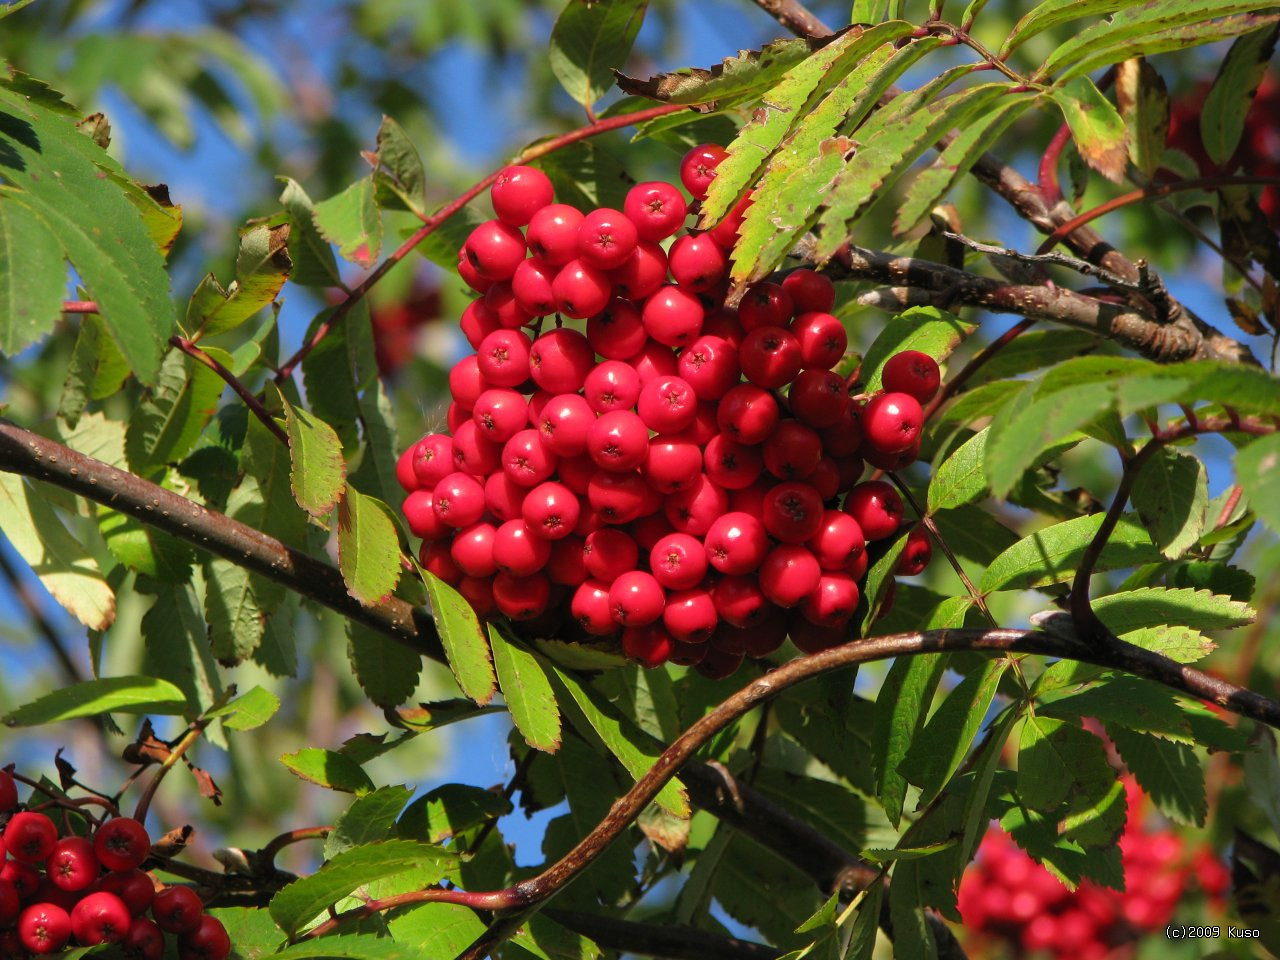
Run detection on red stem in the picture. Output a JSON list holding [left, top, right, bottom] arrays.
[[170, 336, 288, 445], [1038, 123, 1072, 207]]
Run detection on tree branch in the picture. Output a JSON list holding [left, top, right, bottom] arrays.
[[751, 0, 832, 37], [546, 909, 782, 960]]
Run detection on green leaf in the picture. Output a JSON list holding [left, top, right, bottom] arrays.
[[1092, 586, 1254, 632], [1237, 432, 1280, 536], [845, 882, 884, 960], [489, 624, 561, 754], [59, 313, 131, 426], [0, 1, 39, 19], [887, 861, 936, 959], [99, 497, 195, 582], [860, 529, 909, 632], [313, 177, 381, 269], [531, 140, 630, 214], [125, 347, 226, 474], [0, 472, 115, 631], [326, 785, 413, 858], [895, 93, 1039, 233], [1050, 75, 1128, 182], [808, 83, 1008, 266], [397, 784, 512, 845], [3, 676, 186, 726], [0, 72, 175, 383], [204, 556, 273, 666], [928, 428, 989, 513], [278, 177, 342, 287], [140, 580, 224, 725], [1000, 0, 1129, 56], [386, 903, 485, 956], [186, 223, 290, 340], [548, 663, 689, 818], [1120, 625, 1217, 664], [965, 331, 1106, 387], [1109, 726, 1206, 826], [337, 486, 401, 605], [873, 650, 948, 827], [423, 571, 496, 705], [269, 840, 453, 937], [1115, 58, 1170, 180], [205, 685, 281, 731], [509, 914, 602, 960], [859, 306, 976, 394], [548, 0, 648, 108], [898, 660, 1006, 806], [981, 513, 1161, 592], [269, 935, 436, 959], [1044, 676, 1193, 741], [208, 906, 285, 958], [371, 115, 427, 217], [347, 621, 422, 710], [280, 748, 375, 795], [282, 395, 346, 517], [1204, 24, 1279, 165], [1131, 447, 1208, 560]]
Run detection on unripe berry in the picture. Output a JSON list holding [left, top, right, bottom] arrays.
[[490, 165, 554, 226]]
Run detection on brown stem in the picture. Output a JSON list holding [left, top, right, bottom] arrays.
[[751, 0, 832, 37], [169, 336, 288, 445], [260, 826, 332, 867], [922, 318, 1037, 422], [927, 23, 1029, 85], [60, 301, 100, 315], [133, 721, 208, 826]]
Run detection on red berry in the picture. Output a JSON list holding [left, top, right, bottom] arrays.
[[663, 588, 718, 643], [484, 472, 527, 522], [649, 533, 708, 590], [451, 421, 501, 475], [432, 473, 486, 528], [527, 203, 585, 266], [704, 511, 768, 575], [463, 219, 526, 281], [47, 836, 100, 892], [788, 369, 847, 430], [607, 241, 668, 301], [630, 339, 680, 384], [664, 475, 729, 536], [535, 394, 594, 460], [587, 298, 648, 360], [473, 388, 529, 443], [717, 384, 780, 445], [789, 617, 847, 654], [521, 482, 580, 541], [713, 575, 768, 628], [622, 623, 675, 668], [807, 510, 866, 572], [667, 234, 728, 292], [95, 868, 156, 916], [760, 544, 822, 608], [5, 812, 58, 863], [71, 891, 131, 945], [490, 165, 554, 227], [678, 334, 740, 400], [791, 311, 847, 370], [643, 435, 703, 494], [547, 536, 588, 587], [0, 879, 19, 928], [609, 571, 666, 627], [177, 914, 232, 960], [762, 420, 823, 480], [762, 481, 824, 543], [624, 181, 688, 241], [679, 143, 728, 200], [571, 580, 616, 635], [586, 410, 649, 472], [584, 359, 642, 414], [642, 285, 705, 347], [801, 572, 860, 626], [781, 269, 836, 313], [861, 392, 923, 455], [703, 434, 763, 491], [583, 529, 639, 583], [476, 329, 532, 389], [707, 194, 750, 248], [457, 246, 493, 293], [588, 470, 652, 525], [492, 571, 551, 620], [18, 902, 71, 954], [637, 375, 698, 434], [844, 480, 904, 541], [739, 282, 794, 330], [460, 299, 503, 350], [0, 769, 17, 811], [123, 916, 165, 960], [577, 207, 638, 270], [0, 859, 40, 899], [695, 645, 744, 679], [529, 328, 594, 395], [669, 639, 709, 667], [881, 350, 940, 402], [740, 326, 803, 389], [552, 259, 613, 319], [412, 433, 456, 489], [896, 525, 933, 576], [483, 281, 533, 329], [493, 519, 553, 576], [511, 256, 558, 316], [450, 523, 499, 578], [419, 541, 462, 585], [502, 428, 558, 487]]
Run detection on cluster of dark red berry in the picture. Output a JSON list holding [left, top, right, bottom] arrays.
[[958, 780, 1229, 959], [396, 144, 937, 676], [0, 769, 229, 959]]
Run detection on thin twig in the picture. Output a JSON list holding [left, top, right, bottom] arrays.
[[170, 335, 288, 445], [938, 231, 1145, 292], [133, 721, 210, 826], [260, 826, 332, 868], [751, 0, 832, 36], [922, 318, 1038, 422]]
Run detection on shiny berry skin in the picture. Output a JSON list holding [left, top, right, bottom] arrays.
[[460, 299, 502, 350], [649, 533, 708, 590], [678, 334, 740, 400], [668, 639, 709, 667], [704, 511, 768, 575], [476, 329, 532, 389], [609, 571, 666, 627], [552, 259, 613, 319], [788, 369, 847, 430], [177, 913, 232, 960], [502, 429, 558, 487], [882, 349, 941, 402], [844, 481, 904, 541], [667, 234, 728, 292], [642, 285, 705, 347], [450, 523, 499, 578], [482, 472, 524, 522], [492, 571, 551, 620], [713, 575, 768, 628], [717, 384, 780, 445], [0, 769, 16, 810], [896, 525, 933, 576], [791, 311, 847, 370], [47, 836, 100, 892], [490, 165, 554, 226], [411, 434, 456, 489], [419, 541, 463, 585], [607, 241, 668, 301], [583, 529, 639, 583], [663, 588, 718, 643], [664, 475, 729, 536], [95, 868, 155, 916], [578, 207, 639, 270], [19, 902, 71, 955], [760, 544, 822, 608], [702, 307, 745, 345], [762, 420, 823, 480], [587, 410, 649, 472], [463, 219, 526, 281], [547, 536, 588, 587], [584, 359, 641, 414], [740, 326, 803, 389], [807, 510, 866, 572], [452, 424, 502, 477], [432, 473, 486, 528], [536, 394, 594, 457], [472, 388, 528, 443], [781, 269, 836, 313], [527, 204, 585, 266], [483, 281, 533, 329], [587, 298, 648, 360], [624, 181, 688, 240], [511, 256, 558, 316], [864, 437, 920, 472], [571, 580, 616, 635], [458, 575, 497, 618], [123, 917, 166, 960], [448, 355, 489, 410], [623, 623, 674, 668], [630, 339, 680, 384], [637, 375, 698, 434], [680, 143, 728, 200], [696, 645, 744, 679], [1, 859, 40, 900], [643, 435, 703, 494], [701, 434, 761, 491], [457, 246, 493, 293], [861, 391, 923, 455], [5, 811, 58, 863], [762, 482, 824, 543], [529, 328, 594, 395], [71, 891, 132, 945], [0, 879, 18, 927], [521, 482, 580, 540], [739, 282, 794, 330], [588, 470, 651, 525], [707, 193, 750, 248], [802, 572, 860, 626], [493, 520, 553, 576]]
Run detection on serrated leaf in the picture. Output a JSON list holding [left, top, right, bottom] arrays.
[[1043, 676, 1193, 741], [887, 861, 936, 958], [397, 784, 512, 845], [1120, 625, 1217, 664], [205, 685, 280, 731], [205, 555, 272, 666], [208, 906, 285, 959], [0, 0, 39, 19], [3, 676, 186, 726], [873, 650, 948, 827], [326, 785, 413, 858], [1237, 432, 1280, 536], [347, 621, 422, 710], [549, 0, 647, 108], [510, 914, 603, 960], [860, 529, 909, 632], [981, 513, 1161, 592], [371, 115, 427, 217], [1051, 75, 1128, 182], [0, 472, 115, 631], [966, 331, 1106, 387], [929, 428, 989, 513], [0, 196, 65, 357], [126, 347, 226, 474], [845, 881, 883, 960], [1109, 726, 1206, 825], [859, 306, 976, 394], [140, 580, 224, 726], [531, 140, 630, 213], [385, 902, 485, 956], [280, 748, 375, 795], [269, 840, 453, 937], [1131, 447, 1208, 560], [422, 571, 496, 705], [59, 313, 131, 426], [337, 485, 400, 605], [98, 503, 195, 582], [1000, 0, 1129, 56], [270, 935, 436, 959], [1204, 24, 1280, 166], [186, 222, 291, 340], [1115, 58, 1170, 179], [1093, 586, 1255, 634], [547, 663, 688, 818], [928, 504, 1020, 566], [615, 34, 824, 106], [313, 177, 381, 269], [281, 396, 346, 517], [895, 93, 1038, 233], [489, 624, 561, 754], [898, 660, 1006, 806], [278, 177, 342, 287]]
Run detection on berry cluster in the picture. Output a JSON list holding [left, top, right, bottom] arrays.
[[0, 769, 229, 959], [958, 780, 1229, 959], [396, 144, 937, 676]]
